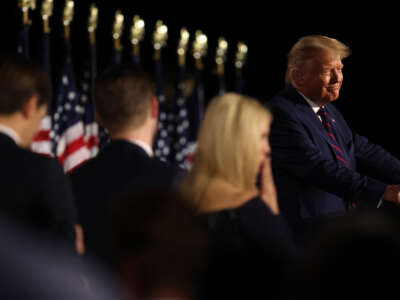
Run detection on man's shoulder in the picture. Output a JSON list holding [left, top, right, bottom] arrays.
[[149, 157, 185, 177], [267, 85, 300, 109], [69, 142, 183, 183], [4, 144, 61, 173]]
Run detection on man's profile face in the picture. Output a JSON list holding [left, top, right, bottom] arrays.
[[300, 50, 344, 106]]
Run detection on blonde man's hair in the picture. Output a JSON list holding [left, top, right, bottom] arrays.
[[285, 35, 351, 85], [183, 93, 272, 209]]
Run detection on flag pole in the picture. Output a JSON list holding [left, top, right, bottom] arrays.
[[235, 41, 248, 93], [215, 36, 228, 95], [131, 15, 145, 65]]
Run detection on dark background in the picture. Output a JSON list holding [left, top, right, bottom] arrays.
[[2, 1, 400, 159]]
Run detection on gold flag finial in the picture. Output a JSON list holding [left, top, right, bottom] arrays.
[[177, 28, 190, 66], [19, 0, 36, 11], [235, 42, 248, 69], [63, 0, 74, 27], [152, 20, 168, 60], [19, 0, 36, 25], [216, 37, 228, 65], [113, 10, 124, 51], [63, 0, 74, 39], [41, 0, 53, 20], [216, 37, 228, 75], [131, 15, 145, 45], [88, 4, 98, 33], [131, 15, 145, 57], [153, 20, 168, 50], [192, 30, 208, 69], [113, 10, 124, 40], [41, 0, 53, 33], [88, 4, 98, 44]]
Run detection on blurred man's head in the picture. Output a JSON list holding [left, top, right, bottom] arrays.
[[0, 55, 51, 147], [94, 64, 157, 138], [112, 188, 207, 299]]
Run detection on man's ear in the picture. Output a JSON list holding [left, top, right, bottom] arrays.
[[150, 96, 159, 119], [22, 95, 39, 119], [292, 69, 304, 87]]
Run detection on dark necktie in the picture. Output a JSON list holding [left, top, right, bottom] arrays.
[[317, 107, 357, 211], [317, 107, 349, 168]]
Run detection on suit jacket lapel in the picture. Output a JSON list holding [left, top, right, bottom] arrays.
[[283, 85, 334, 146]]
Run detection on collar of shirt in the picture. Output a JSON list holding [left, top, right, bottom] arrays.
[[127, 139, 154, 157], [0, 124, 21, 145], [297, 90, 321, 114]]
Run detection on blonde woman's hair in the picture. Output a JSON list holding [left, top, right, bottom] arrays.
[[183, 93, 272, 208], [285, 35, 351, 85]]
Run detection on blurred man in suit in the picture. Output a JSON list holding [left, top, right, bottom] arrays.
[[0, 54, 82, 255], [268, 35, 400, 246], [69, 64, 183, 273], [112, 188, 207, 300]]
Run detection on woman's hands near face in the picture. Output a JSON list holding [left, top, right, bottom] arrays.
[[260, 158, 279, 215]]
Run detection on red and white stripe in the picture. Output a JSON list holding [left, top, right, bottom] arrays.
[[57, 121, 90, 173], [85, 122, 99, 158], [31, 116, 53, 157]]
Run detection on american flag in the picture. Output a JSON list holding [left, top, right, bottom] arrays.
[[31, 30, 53, 157], [153, 56, 173, 161], [51, 41, 90, 173], [173, 65, 191, 169], [79, 41, 99, 158], [180, 68, 205, 169]]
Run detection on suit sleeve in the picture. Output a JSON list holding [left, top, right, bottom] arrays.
[[352, 132, 400, 184], [269, 104, 387, 206], [39, 158, 78, 252]]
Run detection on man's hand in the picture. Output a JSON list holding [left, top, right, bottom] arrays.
[[382, 185, 400, 205]]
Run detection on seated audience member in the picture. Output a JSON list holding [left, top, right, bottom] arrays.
[[69, 64, 184, 272], [181, 93, 298, 299], [0, 54, 82, 255], [112, 188, 207, 300], [298, 209, 400, 300]]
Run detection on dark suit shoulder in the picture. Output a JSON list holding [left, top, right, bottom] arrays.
[[69, 140, 184, 189]]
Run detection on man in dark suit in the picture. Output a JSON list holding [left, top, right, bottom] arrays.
[[69, 64, 183, 272], [268, 35, 400, 245], [0, 55, 82, 254]]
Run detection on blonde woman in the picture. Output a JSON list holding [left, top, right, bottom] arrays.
[[182, 93, 297, 299], [183, 92, 278, 215]]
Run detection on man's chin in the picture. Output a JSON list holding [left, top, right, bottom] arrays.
[[328, 93, 340, 102]]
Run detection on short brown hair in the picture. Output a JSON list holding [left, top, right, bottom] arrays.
[[0, 55, 51, 114], [285, 35, 351, 84], [94, 64, 155, 134]]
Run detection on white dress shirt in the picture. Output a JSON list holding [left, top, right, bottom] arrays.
[[127, 138, 154, 157], [0, 124, 21, 146]]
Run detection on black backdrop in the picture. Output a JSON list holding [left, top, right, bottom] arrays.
[[2, 1, 400, 159]]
